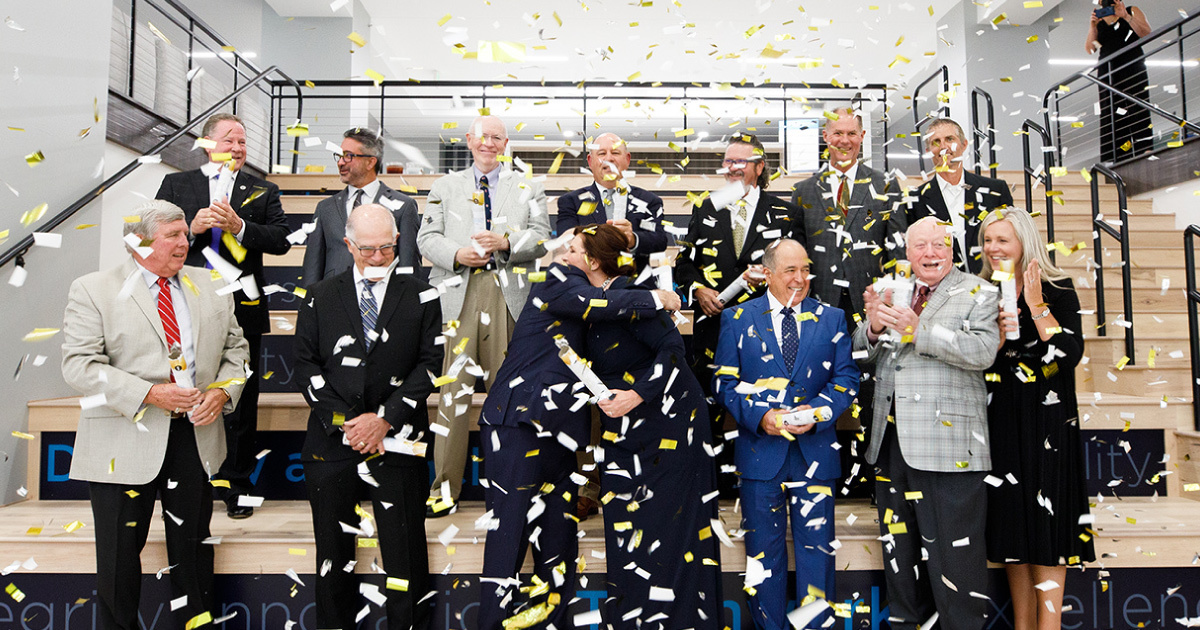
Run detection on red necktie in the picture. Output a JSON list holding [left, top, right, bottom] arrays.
[[837, 175, 849, 217], [911, 284, 931, 316], [157, 278, 182, 383]]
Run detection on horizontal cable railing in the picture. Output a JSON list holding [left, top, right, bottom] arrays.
[[1089, 163, 1135, 364]]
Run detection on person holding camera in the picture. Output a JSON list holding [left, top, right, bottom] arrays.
[[1085, 0, 1153, 163]]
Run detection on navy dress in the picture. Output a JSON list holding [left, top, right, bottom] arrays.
[[587, 276, 724, 629]]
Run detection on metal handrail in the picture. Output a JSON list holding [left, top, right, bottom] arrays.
[[1021, 119, 1057, 262], [912, 65, 949, 172], [1186, 225, 1200, 429], [1089, 163, 1135, 363], [0, 66, 303, 270], [970, 87, 997, 179]]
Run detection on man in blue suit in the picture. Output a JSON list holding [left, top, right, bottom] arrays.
[[713, 239, 860, 629], [555, 132, 668, 271]]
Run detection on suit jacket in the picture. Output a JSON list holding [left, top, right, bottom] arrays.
[[301, 182, 420, 286], [417, 168, 550, 323], [61, 260, 249, 484], [852, 268, 1000, 472], [675, 190, 801, 382], [479, 264, 661, 449], [713, 295, 859, 482], [555, 183, 668, 265], [904, 171, 1014, 274], [293, 267, 444, 464], [156, 169, 291, 335], [792, 163, 906, 316]]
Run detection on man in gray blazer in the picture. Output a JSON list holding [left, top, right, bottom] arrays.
[[852, 217, 999, 630], [62, 200, 249, 630], [302, 127, 420, 285], [417, 115, 550, 513]]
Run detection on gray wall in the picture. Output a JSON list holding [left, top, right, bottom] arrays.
[[0, 0, 114, 502]]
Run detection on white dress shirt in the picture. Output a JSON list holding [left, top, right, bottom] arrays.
[[731, 185, 761, 234], [199, 161, 247, 242], [472, 164, 502, 234], [824, 161, 860, 205], [345, 179, 382, 215], [936, 173, 968, 263], [137, 263, 196, 387], [353, 264, 391, 313]]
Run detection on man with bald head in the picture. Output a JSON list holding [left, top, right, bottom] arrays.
[[418, 115, 551, 513], [296, 203, 444, 630], [712, 239, 859, 628], [556, 132, 667, 270], [852, 217, 999, 630]]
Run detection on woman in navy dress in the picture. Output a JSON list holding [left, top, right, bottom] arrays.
[[574, 224, 724, 629], [979, 209, 1095, 630]]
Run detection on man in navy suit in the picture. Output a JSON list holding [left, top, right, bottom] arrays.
[[713, 239, 859, 629], [555, 132, 668, 270]]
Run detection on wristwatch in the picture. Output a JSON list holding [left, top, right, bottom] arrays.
[[1032, 308, 1051, 321]]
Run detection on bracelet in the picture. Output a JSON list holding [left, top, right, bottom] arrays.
[[1032, 308, 1052, 321]]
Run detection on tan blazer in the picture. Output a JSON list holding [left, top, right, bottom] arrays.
[[417, 168, 550, 323], [61, 259, 249, 484]]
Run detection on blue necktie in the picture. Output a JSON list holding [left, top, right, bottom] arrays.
[[780, 306, 798, 374], [205, 174, 224, 270], [479, 176, 493, 231], [360, 279, 379, 350]]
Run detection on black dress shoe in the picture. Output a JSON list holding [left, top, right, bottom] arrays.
[[426, 503, 456, 519], [227, 503, 254, 519]]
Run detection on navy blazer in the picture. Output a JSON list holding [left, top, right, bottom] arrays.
[[556, 183, 668, 261], [905, 171, 1014, 275], [712, 295, 859, 482], [480, 264, 660, 449]]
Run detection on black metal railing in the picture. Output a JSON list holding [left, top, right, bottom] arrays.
[[911, 65, 949, 172], [970, 87, 997, 179], [1089, 163, 1135, 363], [1185, 225, 1200, 430], [1021, 119, 1057, 262]]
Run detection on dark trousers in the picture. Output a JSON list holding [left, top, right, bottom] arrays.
[[874, 426, 988, 630], [477, 424, 578, 630], [88, 418, 214, 630], [305, 456, 431, 630], [215, 331, 260, 502]]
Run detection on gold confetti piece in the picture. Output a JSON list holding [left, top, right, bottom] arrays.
[[674, 128, 694, 137], [1023, 0, 1043, 6], [64, 520, 85, 533], [357, 538, 378, 547], [442, 122, 458, 129], [1080, 169, 1093, 183], [75, 223, 97, 230], [180, 273, 200, 296], [221, 231, 248, 263], [904, 491, 924, 500], [888, 522, 908, 534], [25, 527, 40, 536], [477, 41, 527, 63], [659, 439, 677, 450], [627, 71, 641, 81], [23, 150, 44, 167], [433, 374, 456, 387], [386, 577, 409, 591], [364, 69, 385, 85], [437, 13, 452, 26], [347, 31, 367, 47], [548, 152, 564, 175], [288, 548, 307, 556], [10, 431, 33, 440], [1183, 483, 1199, 492], [22, 328, 59, 342], [809, 485, 832, 496], [1115, 356, 1130, 371], [286, 122, 309, 137], [1026, 35, 1039, 43], [210, 479, 231, 488], [7, 126, 24, 131], [525, 449, 540, 457], [332, 413, 346, 427], [1126, 517, 1137, 525], [184, 611, 212, 629], [553, 11, 562, 26], [6, 583, 25, 602]]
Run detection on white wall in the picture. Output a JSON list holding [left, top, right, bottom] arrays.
[[0, 0, 115, 503], [98, 144, 182, 266]]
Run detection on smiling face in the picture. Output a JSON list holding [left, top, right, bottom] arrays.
[[204, 120, 247, 171], [927, 122, 966, 175], [467, 116, 508, 173], [588, 133, 631, 189], [337, 137, 377, 187], [823, 113, 864, 171], [906, 219, 954, 285], [723, 142, 763, 190], [982, 219, 1023, 273], [765, 241, 811, 307], [136, 219, 190, 277]]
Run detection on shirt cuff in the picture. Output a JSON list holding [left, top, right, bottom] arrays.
[[234, 220, 247, 242], [651, 291, 663, 310]]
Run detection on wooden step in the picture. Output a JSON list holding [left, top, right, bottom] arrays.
[[1077, 361, 1194, 397], [1049, 229, 1190, 249], [1075, 287, 1190, 312]]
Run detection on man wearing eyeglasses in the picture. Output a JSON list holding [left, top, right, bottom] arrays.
[[676, 133, 802, 472], [302, 128, 420, 286], [417, 115, 550, 515], [155, 112, 291, 520]]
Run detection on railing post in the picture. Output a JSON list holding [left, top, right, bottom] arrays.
[[1089, 163, 1135, 363], [128, 0, 137, 99], [1090, 169, 1107, 340], [1185, 226, 1200, 430]]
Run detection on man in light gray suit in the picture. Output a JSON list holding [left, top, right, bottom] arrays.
[[62, 200, 249, 630], [417, 115, 550, 514], [852, 216, 999, 630], [302, 127, 420, 285]]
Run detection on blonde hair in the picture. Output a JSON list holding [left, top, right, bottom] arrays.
[[977, 208, 1071, 285]]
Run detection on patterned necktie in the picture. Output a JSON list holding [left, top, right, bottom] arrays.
[[360, 279, 379, 351], [602, 187, 614, 221], [780, 306, 799, 373], [911, 284, 932, 316], [733, 201, 748, 257], [352, 188, 365, 210], [157, 277, 181, 382], [479, 176, 493, 231], [837, 174, 850, 217]]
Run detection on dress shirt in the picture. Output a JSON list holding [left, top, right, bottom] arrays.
[[345, 179, 381, 215], [936, 172, 968, 263], [136, 263, 196, 386], [472, 164, 502, 235], [199, 161, 247, 242], [824, 161, 860, 205], [596, 183, 639, 248], [352, 264, 391, 313], [765, 289, 802, 353], [731, 185, 761, 233]]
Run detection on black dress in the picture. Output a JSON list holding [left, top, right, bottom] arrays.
[[587, 276, 724, 629], [984, 278, 1096, 566], [1095, 11, 1153, 163]]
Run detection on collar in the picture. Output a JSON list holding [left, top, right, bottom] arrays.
[[135, 260, 177, 289], [766, 289, 803, 314], [739, 185, 761, 211], [473, 164, 501, 189], [828, 161, 859, 183], [352, 263, 393, 290], [348, 179, 381, 201], [936, 169, 966, 193], [200, 161, 233, 179]]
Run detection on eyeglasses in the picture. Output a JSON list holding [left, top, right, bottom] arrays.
[[722, 158, 760, 168], [350, 241, 396, 256], [473, 133, 507, 145], [334, 151, 375, 163]]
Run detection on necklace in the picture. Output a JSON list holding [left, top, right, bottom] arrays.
[[601, 276, 616, 290]]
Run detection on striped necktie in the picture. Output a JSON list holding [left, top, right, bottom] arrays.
[[360, 279, 379, 350], [157, 277, 182, 381]]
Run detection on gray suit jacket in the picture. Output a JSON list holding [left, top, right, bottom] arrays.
[[852, 267, 999, 473], [61, 260, 250, 484], [302, 182, 419, 286], [792, 163, 906, 316], [417, 168, 550, 323]]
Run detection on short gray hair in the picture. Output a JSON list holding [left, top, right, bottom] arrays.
[[927, 118, 966, 144], [202, 113, 243, 138], [344, 127, 384, 174], [763, 238, 805, 270], [823, 107, 863, 131], [124, 200, 185, 241], [345, 203, 398, 242]]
